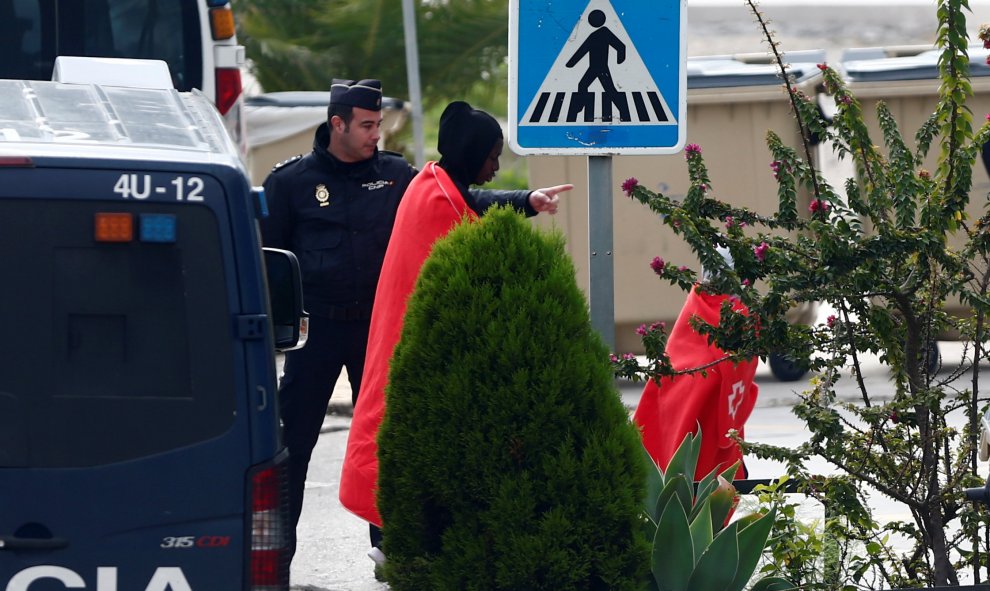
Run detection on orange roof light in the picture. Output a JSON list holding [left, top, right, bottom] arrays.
[[94, 212, 134, 242], [210, 7, 236, 40]]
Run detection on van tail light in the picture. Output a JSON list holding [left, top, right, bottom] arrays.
[[215, 67, 242, 115], [247, 452, 290, 591]]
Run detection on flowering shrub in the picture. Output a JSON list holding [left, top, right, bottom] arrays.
[[617, 0, 990, 587], [622, 177, 640, 196]]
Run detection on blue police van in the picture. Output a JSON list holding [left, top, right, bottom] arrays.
[[0, 58, 305, 591]]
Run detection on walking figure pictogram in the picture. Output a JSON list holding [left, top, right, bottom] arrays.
[[565, 9, 631, 122]]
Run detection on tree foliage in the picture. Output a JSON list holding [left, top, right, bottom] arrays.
[[235, 0, 509, 113]]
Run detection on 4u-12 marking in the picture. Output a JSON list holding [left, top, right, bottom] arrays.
[[114, 174, 206, 201]]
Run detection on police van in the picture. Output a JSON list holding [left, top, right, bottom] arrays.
[[1, 0, 248, 154], [0, 57, 304, 591]]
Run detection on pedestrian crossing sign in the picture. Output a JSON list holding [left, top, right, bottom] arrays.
[[509, 0, 686, 155]]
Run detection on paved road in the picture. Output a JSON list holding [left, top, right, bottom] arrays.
[[289, 413, 384, 591]]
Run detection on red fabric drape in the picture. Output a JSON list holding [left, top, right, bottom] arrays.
[[633, 286, 758, 479], [339, 162, 477, 527]]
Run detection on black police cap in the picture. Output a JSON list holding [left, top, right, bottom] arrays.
[[329, 78, 383, 111]]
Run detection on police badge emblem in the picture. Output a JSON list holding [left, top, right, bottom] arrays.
[[315, 184, 330, 207]]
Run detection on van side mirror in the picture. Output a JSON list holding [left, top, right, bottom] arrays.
[[263, 248, 308, 351]]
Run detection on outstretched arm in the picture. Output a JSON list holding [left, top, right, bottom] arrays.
[[468, 183, 573, 217]]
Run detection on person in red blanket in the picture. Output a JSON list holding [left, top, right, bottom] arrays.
[[339, 101, 572, 561], [633, 258, 759, 481]]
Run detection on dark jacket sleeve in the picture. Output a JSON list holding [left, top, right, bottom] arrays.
[[468, 188, 537, 217], [259, 172, 293, 250]]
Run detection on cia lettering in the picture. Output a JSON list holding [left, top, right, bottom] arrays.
[[5, 566, 192, 591]]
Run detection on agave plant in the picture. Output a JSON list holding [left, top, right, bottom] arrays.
[[642, 430, 794, 591]]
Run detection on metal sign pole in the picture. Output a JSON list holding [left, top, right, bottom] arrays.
[[588, 155, 615, 351], [401, 0, 425, 167]]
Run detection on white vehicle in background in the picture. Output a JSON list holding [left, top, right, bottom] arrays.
[[0, 0, 247, 155]]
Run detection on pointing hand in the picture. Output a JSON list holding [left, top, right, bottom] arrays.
[[529, 184, 573, 215]]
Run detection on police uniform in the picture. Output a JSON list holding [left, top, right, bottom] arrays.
[[262, 124, 415, 324], [258, 79, 534, 559]]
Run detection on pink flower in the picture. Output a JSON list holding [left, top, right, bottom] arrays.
[[770, 160, 782, 180], [840, 95, 853, 105], [609, 354, 619, 363], [650, 321, 666, 331], [754, 241, 769, 262], [685, 143, 702, 155], [742, 278, 752, 287], [725, 215, 746, 229], [809, 199, 830, 214], [636, 324, 648, 336], [817, 63, 828, 71], [650, 256, 666, 274], [678, 265, 688, 272], [622, 353, 636, 361], [826, 315, 837, 328], [622, 177, 639, 196]]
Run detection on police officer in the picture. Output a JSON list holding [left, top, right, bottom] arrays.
[[260, 79, 568, 563]]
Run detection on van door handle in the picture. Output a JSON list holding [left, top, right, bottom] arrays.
[[257, 385, 268, 411], [0, 536, 70, 550]]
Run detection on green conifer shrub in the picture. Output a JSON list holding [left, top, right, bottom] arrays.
[[376, 206, 651, 590]]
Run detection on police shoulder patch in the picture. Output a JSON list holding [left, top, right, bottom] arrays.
[[271, 154, 304, 173]]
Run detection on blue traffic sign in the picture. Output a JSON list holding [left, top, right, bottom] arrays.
[[509, 0, 686, 155]]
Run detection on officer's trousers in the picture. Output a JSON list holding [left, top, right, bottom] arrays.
[[279, 314, 369, 560]]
